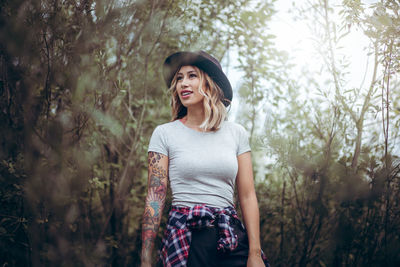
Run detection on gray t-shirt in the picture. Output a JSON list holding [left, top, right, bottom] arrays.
[[148, 120, 251, 208]]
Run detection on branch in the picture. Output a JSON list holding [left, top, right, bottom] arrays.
[[351, 41, 379, 169], [360, 42, 379, 122], [43, 29, 51, 118], [322, 0, 357, 123], [117, 0, 173, 197]]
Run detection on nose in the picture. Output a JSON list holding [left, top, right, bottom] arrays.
[[181, 76, 189, 87]]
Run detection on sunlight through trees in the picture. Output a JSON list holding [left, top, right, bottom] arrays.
[[1, 0, 399, 266]]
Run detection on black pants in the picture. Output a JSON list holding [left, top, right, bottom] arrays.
[[186, 220, 264, 267]]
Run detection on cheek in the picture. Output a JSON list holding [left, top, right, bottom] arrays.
[[193, 80, 203, 93]]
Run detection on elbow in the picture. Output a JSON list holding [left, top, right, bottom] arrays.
[[239, 189, 257, 204]]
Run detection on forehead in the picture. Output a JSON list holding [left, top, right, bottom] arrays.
[[177, 65, 197, 74]]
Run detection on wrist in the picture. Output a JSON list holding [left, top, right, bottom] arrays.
[[141, 260, 151, 267], [248, 248, 262, 257], [141, 257, 151, 265], [141, 251, 152, 264]]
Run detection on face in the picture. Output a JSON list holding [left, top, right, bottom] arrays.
[[175, 66, 205, 108]]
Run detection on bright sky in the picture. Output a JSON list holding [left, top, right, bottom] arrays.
[[226, 0, 400, 170], [268, 0, 378, 88], [227, 0, 380, 117]]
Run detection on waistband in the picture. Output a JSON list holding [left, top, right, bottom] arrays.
[[167, 204, 241, 251]]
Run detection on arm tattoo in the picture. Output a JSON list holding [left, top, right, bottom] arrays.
[[141, 152, 168, 262], [148, 151, 162, 168]]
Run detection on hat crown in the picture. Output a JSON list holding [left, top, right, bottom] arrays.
[[197, 50, 222, 70]]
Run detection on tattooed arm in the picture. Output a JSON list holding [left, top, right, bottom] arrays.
[[141, 152, 168, 267]]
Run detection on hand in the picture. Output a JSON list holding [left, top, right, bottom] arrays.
[[247, 253, 265, 267]]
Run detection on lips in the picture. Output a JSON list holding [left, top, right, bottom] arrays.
[[180, 90, 193, 99]]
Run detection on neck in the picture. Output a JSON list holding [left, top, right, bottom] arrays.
[[185, 105, 205, 125]]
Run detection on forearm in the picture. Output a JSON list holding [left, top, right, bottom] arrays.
[[236, 152, 262, 256], [141, 152, 168, 265], [141, 195, 166, 263], [240, 193, 261, 255]]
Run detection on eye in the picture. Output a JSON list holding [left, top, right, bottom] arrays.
[[189, 73, 197, 78], [176, 76, 183, 81]]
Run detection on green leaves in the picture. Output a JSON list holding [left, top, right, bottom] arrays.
[[1, 0, 400, 266], [92, 110, 123, 138], [254, 0, 400, 265]]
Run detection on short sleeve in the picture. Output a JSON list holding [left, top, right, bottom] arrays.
[[148, 125, 168, 156], [236, 124, 251, 155]]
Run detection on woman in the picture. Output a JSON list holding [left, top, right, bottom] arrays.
[[141, 51, 269, 267]]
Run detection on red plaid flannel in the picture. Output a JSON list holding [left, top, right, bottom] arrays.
[[158, 204, 269, 267]]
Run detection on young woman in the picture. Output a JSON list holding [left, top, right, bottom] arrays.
[[140, 51, 269, 267]]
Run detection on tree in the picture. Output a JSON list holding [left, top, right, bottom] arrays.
[[257, 0, 400, 266], [0, 0, 281, 265]]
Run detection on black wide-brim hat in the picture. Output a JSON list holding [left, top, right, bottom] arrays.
[[163, 51, 232, 106]]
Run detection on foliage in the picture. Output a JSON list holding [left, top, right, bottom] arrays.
[[0, 0, 274, 265], [255, 0, 400, 266], [1, 0, 399, 266]]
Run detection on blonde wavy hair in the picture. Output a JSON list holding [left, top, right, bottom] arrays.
[[169, 66, 228, 132]]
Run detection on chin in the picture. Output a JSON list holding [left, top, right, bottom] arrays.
[[182, 102, 203, 108]]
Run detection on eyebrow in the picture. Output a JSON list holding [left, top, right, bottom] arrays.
[[177, 70, 197, 75]]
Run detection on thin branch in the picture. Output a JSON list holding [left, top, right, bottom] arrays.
[[43, 29, 51, 118]]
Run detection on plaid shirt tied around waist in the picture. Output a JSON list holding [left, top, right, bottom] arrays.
[[159, 204, 241, 267]]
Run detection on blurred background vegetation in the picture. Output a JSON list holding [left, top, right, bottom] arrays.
[[0, 0, 399, 266]]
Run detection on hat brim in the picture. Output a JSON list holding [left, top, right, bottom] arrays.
[[163, 51, 232, 106]]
